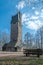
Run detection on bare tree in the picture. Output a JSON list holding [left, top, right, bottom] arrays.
[[24, 32, 32, 49], [0, 30, 10, 50], [0, 31, 1, 43], [0, 31, 10, 47], [35, 30, 41, 48], [39, 26, 43, 49], [2, 31, 10, 44], [35, 26, 43, 49]]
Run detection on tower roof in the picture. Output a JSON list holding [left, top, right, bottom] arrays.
[[11, 12, 21, 24]]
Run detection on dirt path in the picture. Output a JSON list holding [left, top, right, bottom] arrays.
[[0, 51, 24, 57], [0, 51, 43, 60]]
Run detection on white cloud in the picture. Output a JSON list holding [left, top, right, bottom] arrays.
[[30, 15, 39, 20], [16, 1, 25, 10], [40, 9, 43, 18], [22, 13, 29, 23], [25, 20, 43, 30], [40, 15, 43, 18], [35, 10, 39, 15], [25, 21, 38, 30], [16, 0, 38, 10], [41, 9, 43, 12], [32, 7, 35, 10], [22, 13, 43, 30], [30, 0, 38, 2], [35, 20, 43, 27]]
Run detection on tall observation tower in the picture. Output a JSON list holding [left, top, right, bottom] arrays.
[[11, 12, 22, 45], [2, 12, 22, 51]]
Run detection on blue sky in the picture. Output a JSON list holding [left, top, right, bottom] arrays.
[[0, 0, 43, 41], [0, 0, 19, 33]]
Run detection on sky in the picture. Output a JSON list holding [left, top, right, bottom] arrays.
[[0, 0, 43, 41]]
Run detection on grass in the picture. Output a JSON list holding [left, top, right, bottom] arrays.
[[0, 57, 43, 65]]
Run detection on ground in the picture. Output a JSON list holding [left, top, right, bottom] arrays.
[[0, 52, 43, 65]]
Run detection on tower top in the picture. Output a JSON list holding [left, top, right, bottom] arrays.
[[11, 12, 22, 24]]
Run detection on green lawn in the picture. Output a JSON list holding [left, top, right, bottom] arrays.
[[0, 57, 43, 65]]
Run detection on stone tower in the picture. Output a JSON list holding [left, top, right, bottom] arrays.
[[11, 12, 22, 45], [2, 12, 22, 51]]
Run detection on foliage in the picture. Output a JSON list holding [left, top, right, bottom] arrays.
[[0, 57, 43, 65]]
